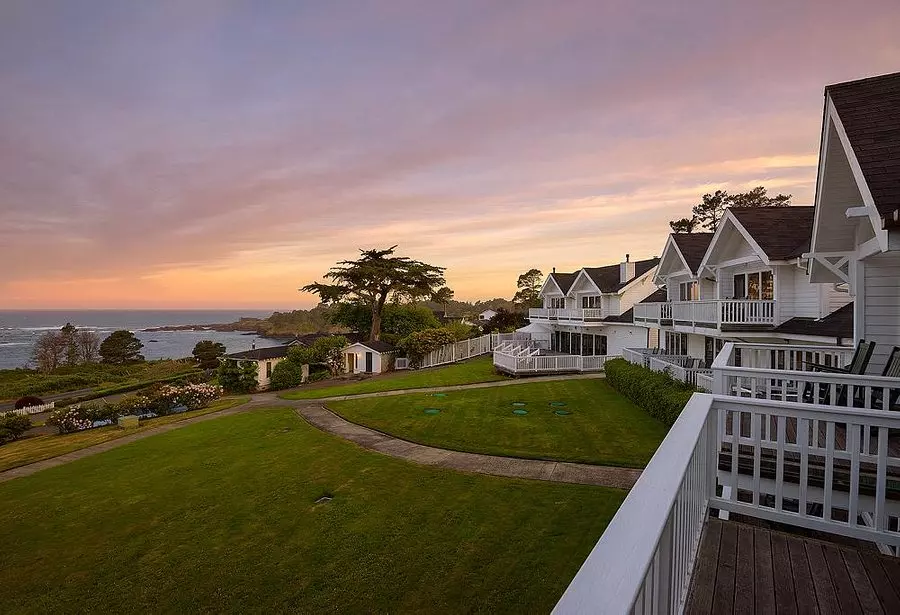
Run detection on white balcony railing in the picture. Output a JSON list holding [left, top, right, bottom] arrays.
[[493, 351, 613, 374], [529, 307, 608, 322], [709, 342, 900, 410], [554, 392, 900, 614], [554, 394, 718, 614], [633, 299, 776, 329]]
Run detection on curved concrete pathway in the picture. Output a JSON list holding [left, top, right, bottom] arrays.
[[296, 405, 641, 489]]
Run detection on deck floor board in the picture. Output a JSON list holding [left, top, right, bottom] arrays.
[[686, 519, 900, 614]]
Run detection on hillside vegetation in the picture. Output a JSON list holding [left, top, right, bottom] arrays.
[[0, 361, 198, 401]]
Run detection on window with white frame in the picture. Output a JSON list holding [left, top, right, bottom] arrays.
[[732, 270, 773, 300], [581, 295, 601, 308], [679, 281, 699, 301], [548, 297, 565, 309]]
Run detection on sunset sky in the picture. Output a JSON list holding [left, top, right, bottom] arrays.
[[2, 1, 899, 309]]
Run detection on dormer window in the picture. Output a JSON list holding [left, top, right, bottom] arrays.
[[549, 297, 565, 309], [582, 296, 601, 308]]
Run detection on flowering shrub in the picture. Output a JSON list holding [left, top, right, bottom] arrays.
[[81, 401, 120, 424], [153, 383, 221, 413], [115, 395, 154, 416], [47, 406, 94, 434]]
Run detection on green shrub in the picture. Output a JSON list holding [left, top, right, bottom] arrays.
[[270, 361, 304, 390], [0, 412, 32, 444], [81, 401, 120, 423], [603, 358, 696, 427]]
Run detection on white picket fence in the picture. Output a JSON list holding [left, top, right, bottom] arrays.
[[414, 332, 546, 369], [6, 401, 55, 416], [419, 334, 495, 368]]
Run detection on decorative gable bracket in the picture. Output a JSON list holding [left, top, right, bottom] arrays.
[[802, 251, 851, 284]]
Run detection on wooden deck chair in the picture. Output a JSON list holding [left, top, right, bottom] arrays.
[[802, 340, 876, 406], [805, 339, 876, 375], [854, 347, 900, 410]]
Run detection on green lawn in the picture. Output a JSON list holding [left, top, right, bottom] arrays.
[[329, 379, 668, 468], [0, 407, 623, 613], [0, 397, 249, 472], [279, 355, 508, 400]]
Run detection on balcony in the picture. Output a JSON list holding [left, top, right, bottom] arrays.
[[633, 299, 776, 331], [554, 392, 900, 614], [493, 349, 611, 375], [528, 307, 608, 324], [554, 343, 900, 614]]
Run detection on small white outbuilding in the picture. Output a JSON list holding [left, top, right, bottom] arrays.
[[342, 340, 397, 374]]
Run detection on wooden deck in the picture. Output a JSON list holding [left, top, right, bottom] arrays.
[[686, 518, 900, 614]]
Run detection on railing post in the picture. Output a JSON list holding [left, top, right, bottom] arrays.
[[655, 513, 674, 613]]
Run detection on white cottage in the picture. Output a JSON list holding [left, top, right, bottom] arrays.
[[343, 340, 396, 374]]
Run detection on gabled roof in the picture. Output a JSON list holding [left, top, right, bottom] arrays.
[[583, 257, 659, 293], [639, 288, 668, 303], [773, 302, 853, 340], [728, 207, 815, 260], [349, 340, 396, 353], [548, 271, 578, 294], [671, 233, 714, 272], [226, 345, 290, 361], [827, 72, 900, 221]]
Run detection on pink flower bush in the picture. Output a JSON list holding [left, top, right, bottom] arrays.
[[47, 406, 93, 434]]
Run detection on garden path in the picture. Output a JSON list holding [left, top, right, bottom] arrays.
[[294, 405, 641, 489]]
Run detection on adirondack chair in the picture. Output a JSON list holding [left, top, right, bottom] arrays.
[[801, 339, 876, 406], [804, 339, 876, 375], [853, 347, 900, 411]]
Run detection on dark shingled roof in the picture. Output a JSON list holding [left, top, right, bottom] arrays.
[[352, 340, 396, 353], [671, 233, 714, 272], [729, 207, 815, 260], [639, 287, 668, 303], [602, 308, 634, 323], [226, 345, 290, 361], [827, 72, 900, 223], [583, 257, 660, 292], [548, 271, 578, 294], [774, 302, 853, 340]]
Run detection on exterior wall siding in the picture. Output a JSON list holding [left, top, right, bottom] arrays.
[[861, 253, 900, 373]]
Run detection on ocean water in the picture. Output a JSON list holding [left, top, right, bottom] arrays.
[[0, 310, 283, 370]]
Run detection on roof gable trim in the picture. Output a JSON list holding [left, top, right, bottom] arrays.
[[827, 96, 889, 251], [699, 210, 770, 272]]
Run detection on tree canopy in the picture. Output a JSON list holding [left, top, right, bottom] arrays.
[[512, 269, 543, 309], [99, 330, 145, 364], [301, 247, 452, 341], [329, 303, 441, 344], [192, 340, 227, 370], [669, 186, 792, 233]]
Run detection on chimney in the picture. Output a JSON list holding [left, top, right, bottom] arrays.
[[620, 254, 635, 283], [552, 267, 556, 273]]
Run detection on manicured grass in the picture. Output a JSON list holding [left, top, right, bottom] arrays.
[[0, 397, 249, 472], [279, 355, 508, 400], [329, 379, 668, 468], [0, 407, 624, 613]]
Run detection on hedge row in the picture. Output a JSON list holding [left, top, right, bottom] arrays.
[[604, 358, 697, 427]]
